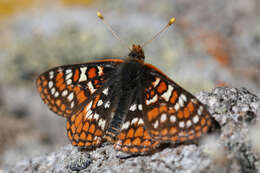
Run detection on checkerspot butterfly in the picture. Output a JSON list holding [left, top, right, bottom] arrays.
[[36, 14, 214, 154]]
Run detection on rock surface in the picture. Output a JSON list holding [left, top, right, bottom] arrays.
[[3, 87, 259, 173]]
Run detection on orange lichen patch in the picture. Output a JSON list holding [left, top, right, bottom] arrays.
[[78, 142, 84, 147], [89, 124, 95, 134], [80, 132, 86, 140], [143, 131, 151, 139], [183, 107, 190, 119], [55, 99, 61, 106], [203, 126, 208, 133], [132, 138, 141, 145], [171, 136, 178, 142], [73, 69, 80, 82], [177, 111, 183, 119], [170, 91, 178, 104], [161, 128, 168, 136], [66, 121, 70, 130], [127, 128, 134, 138], [68, 131, 72, 140], [88, 67, 97, 78], [61, 104, 66, 111], [75, 113, 83, 126], [147, 108, 159, 121], [74, 134, 79, 141], [195, 125, 201, 131], [77, 90, 87, 104], [124, 139, 131, 146], [95, 129, 102, 136], [142, 140, 151, 146], [87, 134, 93, 141], [140, 148, 149, 153], [118, 132, 126, 140], [130, 147, 139, 153], [92, 94, 101, 109], [187, 101, 194, 113], [43, 80, 48, 87], [73, 86, 81, 94], [159, 105, 168, 113], [76, 122, 83, 133], [169, 127, 177, 135], [157, 81, 167, 93], [135, 126, 144, 137], [201, 118, 206, 126]]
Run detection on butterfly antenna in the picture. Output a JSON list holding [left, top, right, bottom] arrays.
[[97, 12, 131, 51], [142, 17, 176, 48]]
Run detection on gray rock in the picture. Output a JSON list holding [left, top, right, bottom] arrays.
[[4, 87, 260, 173]]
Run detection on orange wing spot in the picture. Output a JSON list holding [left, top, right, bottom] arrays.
[[87, 134, 93, 141], [183, 107, 190, 119], [203, 126, 208, 133], [43, 80, 48, 87], [77, 90, 87, 104], [40, 93, 45, 99], [73, 86, 81, 94], [73, 69, 80, 82], [150, 90, 155, 97], [59, 84, 66, 91], [85, 142, 91, 147], [132, 138, 141, 146], [43, 88, 48, 94], [201, 118, 206, 126], [88, 67, 97, 79], [196, 132, 202, 137], [118, 132, 126, 140], [56, 99, 61, 106], [37, 79, 41, 86], [195, 125, 201, 131], [142, 140, 151, 146], [180, 137, 186, 142], [66, 121, 70, 130], [80, 132, 86, 140], [61, 104, 66, 111], [74, 134, 79, 141], [56, 72, 64, 80], [75, 113, 83, 126], [50, 99, 55, 105], [83, 122, 89, 131], [169, 127, 178, 135], [161, 128, 168, 136], [122, 147, 129, 152], [135, 126, 144, 137], [187, 101, 194, 113], [140, 148, 149, 153], [47, 95, 51, 100], [57, 111, 63, 115], [124, 139, 131, 146], [52, 106, 58, 112], [130, 147, 139, 153], [177, 111, 183, 119], [89, 124, 95, 134], [95, 129, 102, 136], [171, 136, 178, 142], [170, 91, 178, 104], [72, 141, 77, 146], [162, 136, 169, 141], [71, 124, 76, 133], [148, 108, 159, 121], [151, 130, 159, 136], [126, 128, 134, 138], [71, 114, 76, 122], [38, 86, 43, 92], [188, 135, 195, 140], [207, 119, 212, 126], [159, 105, 168, 113], [78, 142, 84, 147], [157, 81, 167, 94], [92, 94, 101, 109], [143, 130, 151, 140], [152, 141, 160, 147], [76, 122, 83, 133], [68, 131, 72, 140], [66, 109, 72, 114]]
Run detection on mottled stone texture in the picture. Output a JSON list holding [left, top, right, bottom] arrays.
[[4, 87, 260, 173]]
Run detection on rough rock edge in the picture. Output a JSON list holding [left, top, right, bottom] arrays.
[[3, 87, 260, 173]]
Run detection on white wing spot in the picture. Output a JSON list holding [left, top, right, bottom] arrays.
[[146, 95, 158, 105], [70, 101, 74, 108], [131, 118, 138, 124], [138, 119, 144, 125], [65, 72, 73, 80], [79, 67, 88, 82], [94, 113, 99, 120], [153, 77, 160, 87], [97, 100, 103, 106], [103, 88, 109, 96], [54, 91, 59, 98], [86, 101, 93, 112], [48, 81, 53, 89], [104, 101, 110, 108], [174, 103, 180, 111], [160, 113, 167, 123], [65, 69, 72, 74], [170, 115, 176, 123], [198, 106, 203, 115], [98, 119, 106, 130], [66, 79, 72, 85], [180, 94, 187, 102], [179, 121, 185, 128], [51, 88, 56, 95], [162, 85, 174, 101], [138, 104, 143, 111], [129, 104, 137, 111], [186, 120, 192, 127], [67, 92, 74, 101], [121, 121, 130, 130], [193, 115, 200, 124], [86, 111, 93, 119], [49, 71, 54, 79], [153, 120, 159, 129], [87, 81, 96, 94], [178, 97, 184, 108], [97, 66, 103, 76], [62, 90, 68, 97]]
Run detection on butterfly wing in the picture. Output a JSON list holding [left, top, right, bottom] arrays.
[[36, 59, 123, 117], [36, 59, 124, 148], [142, 64, 213, 143], [113, 93, 160, 154]]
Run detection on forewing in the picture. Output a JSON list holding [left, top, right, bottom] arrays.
[[142, 64, 213, 143], [114, 94, 160, 154], [36, 59, 123, 117]]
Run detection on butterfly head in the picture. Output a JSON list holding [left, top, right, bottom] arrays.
[[128, 44, 145, 62]]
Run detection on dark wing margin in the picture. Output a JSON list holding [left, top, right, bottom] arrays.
[[142, 63, 213, 144], [36, 59, 124, 118]]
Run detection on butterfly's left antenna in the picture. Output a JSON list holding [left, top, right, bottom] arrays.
[[97, 12, 131, 51]]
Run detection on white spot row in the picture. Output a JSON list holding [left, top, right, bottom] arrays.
[[79, 67, 88, 82], [161, 85, 174, 101], [98, 119, 106, 130], [49, 71, 54, 79], [152, 77, 160, 87], [87, 81, 96, 94], [146, 94, 158, 105]]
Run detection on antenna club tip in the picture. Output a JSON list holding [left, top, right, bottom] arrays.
[[168, 17, 176, 25], [97, 11, 104, 19]]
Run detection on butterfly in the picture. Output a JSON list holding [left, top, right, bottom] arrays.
[[36, 43, 214, 154]]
